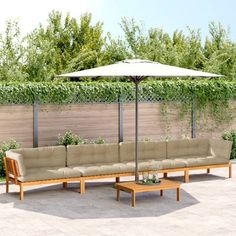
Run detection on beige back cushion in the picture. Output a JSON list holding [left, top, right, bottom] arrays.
[[9, 146, 66, 169], [6, 150, 27, 176], [67, 143, 119, 166], [119, 141, 167, 162], [209, 139, 232, 160], [167, 139, 210, 159]]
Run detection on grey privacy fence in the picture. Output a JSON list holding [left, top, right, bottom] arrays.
[[31, 89, 194, 147], [30, 91, 233, 147], [0, 81, 236, 147]]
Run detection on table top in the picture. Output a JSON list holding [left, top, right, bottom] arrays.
[[115, 178, 180, 193]]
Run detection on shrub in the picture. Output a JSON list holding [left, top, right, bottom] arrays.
[[57, 130, 106, 146], [222, 130, 236, 159], [57, 130, 84, 146], [0, 140, 20, 177]]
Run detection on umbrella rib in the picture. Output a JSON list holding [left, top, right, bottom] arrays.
[[129, 76, 147, 83]]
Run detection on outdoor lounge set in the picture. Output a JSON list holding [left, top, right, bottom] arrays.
[[4, 138, 232, 200]]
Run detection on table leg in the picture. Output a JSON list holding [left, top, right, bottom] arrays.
[[80, 179, 85, 194], [132, 191, 136, 207], [229, 163, 232, 178], [63, 182, 68, 188], [116, 187, 120, 201], [160, 189, 163, 196], [184, 170, 189, 183], [116, 177, 120, 183], [177, 187, 180, 201]]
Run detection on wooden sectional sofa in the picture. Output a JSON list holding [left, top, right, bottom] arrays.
[[4, 138, 232, 200]]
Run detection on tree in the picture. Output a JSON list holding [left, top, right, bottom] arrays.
[[203, 22, 236, 78], [0, 21, 26, 81], [24, 11, 104, 81], [0, 13, 235, 82], [119, 18, 236, 79], [100, 32, 129, 65]]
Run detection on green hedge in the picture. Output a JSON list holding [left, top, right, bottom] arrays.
[[0, 80, 236, 104]]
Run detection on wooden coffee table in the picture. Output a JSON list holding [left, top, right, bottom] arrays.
[[115, 178, 180, 207]]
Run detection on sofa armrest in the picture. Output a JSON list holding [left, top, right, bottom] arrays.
[[209, 139, 233, 160], [5, 150, 26, 176], [3, 157, 21, 184]]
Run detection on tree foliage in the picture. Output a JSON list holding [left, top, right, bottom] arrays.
[[0, 21, 26, 81], [24, 11, 104, 81], [119, 18, 236, 79], [0, 12, 235, 82]]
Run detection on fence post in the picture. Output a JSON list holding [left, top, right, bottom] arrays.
[[191, 94, 197, 139], [33, 100, 39, 147], [118, 96, 124, 143]]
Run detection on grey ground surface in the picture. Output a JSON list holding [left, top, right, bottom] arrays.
[[0, 165, 236, 236]]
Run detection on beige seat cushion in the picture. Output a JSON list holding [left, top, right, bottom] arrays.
[[176, 156, 229, 167], [125, 160, 162, 172], [210, 157, 230, 165], [71, 163, 133, 177], [167, 139, 210, 159], [9, 146, 66, 169], [161, 159, 187, 169], [6, 151, 26, 176], [119, 141, 167, 162], [60, 167, 82, 178], [67, 144, 119, 166], [17, 166, 81, 182]]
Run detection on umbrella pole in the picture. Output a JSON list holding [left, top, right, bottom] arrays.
[[135, 81, 139, 183]]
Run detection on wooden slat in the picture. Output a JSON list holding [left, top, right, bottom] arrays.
[[123, 103, 191, 141], [115, 179, 180, 192], [0, 105, 33, 147], [4, 158, 20, 177], [21, 177, 81, 186], [82, 172, 134, 180], [0, 101, 236, 148], [38, 104, 119, 146], [197, 101, 236, 139]]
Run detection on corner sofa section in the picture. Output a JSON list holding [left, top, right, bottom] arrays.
[[4, 138, 232, 200], [163, 138, 232, 182], [4, 146, 81, 200]]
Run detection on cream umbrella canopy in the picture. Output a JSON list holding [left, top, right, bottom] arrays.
[[59, 59, 222, 182]]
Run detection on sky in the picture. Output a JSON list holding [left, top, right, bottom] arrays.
[[0, 0, 235, 41]]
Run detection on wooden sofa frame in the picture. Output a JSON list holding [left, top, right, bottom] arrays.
[[4, 157, 81, 200], [80, 162, 232, 194], [4, 156, 232, 200]]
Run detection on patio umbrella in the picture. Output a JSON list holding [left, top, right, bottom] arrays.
[[59, 59, 221, 183]]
